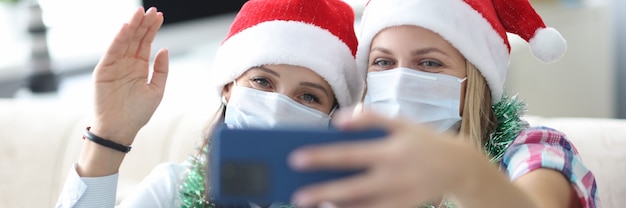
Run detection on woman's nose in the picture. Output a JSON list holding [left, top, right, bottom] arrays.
[[397, 60, 412, 69], [275, 87, 292, 97]]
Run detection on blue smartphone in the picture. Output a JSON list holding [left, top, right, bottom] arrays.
[[208, 124, 387, 206]]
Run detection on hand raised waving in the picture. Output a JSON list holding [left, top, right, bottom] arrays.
[[90, 7, 168, 145]]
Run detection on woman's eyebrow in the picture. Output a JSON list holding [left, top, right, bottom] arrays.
[[252, 66, 280, 77], [411, 47, 449, 56], [370, 47, 392, 55], [300, 82, 330, 97]]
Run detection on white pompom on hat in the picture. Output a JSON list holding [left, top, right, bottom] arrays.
[[209, 0, 364, 108], [357, 0, 567, 103]]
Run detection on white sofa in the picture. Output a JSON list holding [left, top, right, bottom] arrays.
[[1, 98, 625, 208]]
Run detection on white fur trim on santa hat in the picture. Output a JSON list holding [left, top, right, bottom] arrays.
[[209, 20, 363, 108], [529, 27, 567, 63], [357, 0, 510, 103]]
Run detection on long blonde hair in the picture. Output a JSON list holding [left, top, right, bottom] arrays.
[[459, 61, 497, 151]]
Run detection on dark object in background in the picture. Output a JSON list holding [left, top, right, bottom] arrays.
[[27, 2, 58, 93], [142, 0, 247, 25]]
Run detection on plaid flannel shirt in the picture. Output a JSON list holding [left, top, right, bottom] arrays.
[[502, 126, 601, 208]]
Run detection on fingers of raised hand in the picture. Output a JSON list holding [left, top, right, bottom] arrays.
[[100, 10, 138, 65], [136, 11, 164, 62], [149, 48, 169, 92], [127, 7, 162, 61], [100, 7, 162, 66]]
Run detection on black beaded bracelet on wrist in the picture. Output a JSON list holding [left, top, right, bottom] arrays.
[[82, 126, 132, 153]]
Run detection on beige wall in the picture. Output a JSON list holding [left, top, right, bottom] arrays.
[[506, 2, 615, 118]]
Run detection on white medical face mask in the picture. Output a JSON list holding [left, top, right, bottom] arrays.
[[224, 85, 332, 129], [364, 67, 466, 132]]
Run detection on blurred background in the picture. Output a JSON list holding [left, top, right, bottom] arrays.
[[0, 0, 623, 118]]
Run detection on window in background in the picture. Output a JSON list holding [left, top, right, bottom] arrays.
[[37, 0, 140, 72]]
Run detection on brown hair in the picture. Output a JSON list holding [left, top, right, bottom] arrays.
[[459, 61, 497, 151], [194, 103, 226, 197], [196, 104, 226, 156]]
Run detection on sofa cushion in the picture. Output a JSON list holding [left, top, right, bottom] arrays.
[[1, 98, 624, 207]]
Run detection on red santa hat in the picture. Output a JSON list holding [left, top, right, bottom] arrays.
[[356, 0, 567, 103], [209, 0, 363, 107]]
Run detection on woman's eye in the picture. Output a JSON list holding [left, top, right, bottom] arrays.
[[251, 77, 271, 88], [301, 93, 320, 104], [419, 60, 443, 68], [372, 59, 394, 67]]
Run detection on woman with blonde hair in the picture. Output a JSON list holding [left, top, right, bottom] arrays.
[[289, 0, 600, 207]]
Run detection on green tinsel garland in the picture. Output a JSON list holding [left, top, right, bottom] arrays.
[[179, 95, 528, 208], [484, 94, 528, 163], [179, 152, 213, 208]]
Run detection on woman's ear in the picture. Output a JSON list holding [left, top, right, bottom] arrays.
[[221, 83, 234, 104]]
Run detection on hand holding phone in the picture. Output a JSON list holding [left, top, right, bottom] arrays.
[[208, 125, 387, 206]]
